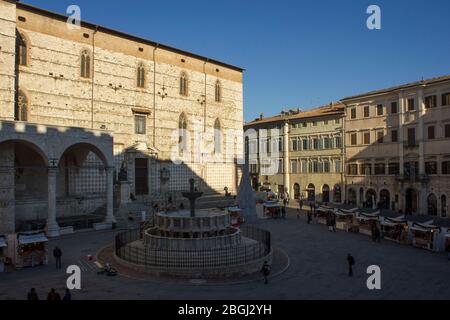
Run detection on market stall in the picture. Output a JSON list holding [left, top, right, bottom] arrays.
[[15, 231, 49, 269], [354, 211, 380, 236], [316, 206, 334, 225], [226, 206, 243, 227], [0, 236, 7, 273], [263, 201, 281, 219], [410, 223, 440, 251], [335, 209, 357, 232], [381, 217, 409, 244]]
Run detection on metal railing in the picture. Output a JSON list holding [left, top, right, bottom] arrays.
[[115, 226, 271, 269]]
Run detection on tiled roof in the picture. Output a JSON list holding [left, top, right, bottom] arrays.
[[342, 74, 450, 101], [245, 103, 344, 127]]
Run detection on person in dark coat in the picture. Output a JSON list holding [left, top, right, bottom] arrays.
[[307, 210, 312, 224], [63, 289, 72, 301], [261, 261, 271, 284], [47, 288, 61, 301], [53, 246, 62, 269], [347, 254, 355, 277], [27, 288, 39, 301]]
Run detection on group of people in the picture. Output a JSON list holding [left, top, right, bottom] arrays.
[[27, 288, 72, 301]]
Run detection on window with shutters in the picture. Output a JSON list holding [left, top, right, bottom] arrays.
[[425, 95, 437, 109]]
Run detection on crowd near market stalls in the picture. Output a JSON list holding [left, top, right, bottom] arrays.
[[0, 235, 7, 273], [303, 202, 450, 254]]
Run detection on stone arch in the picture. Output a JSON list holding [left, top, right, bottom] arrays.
[[379, 189, 391, 210], [307, 183, 315, 202], [333, 184, 342, 203], [0, 138, 49, 166], [427, 193, 438, 216], [293, 183, 300, 200], [59, 142, 109, 167], [347, 187, 357, 205], [365, 188, 377, 208], [322, 184, 330, 203], [405, 188, 418, 215], [440, 193, 448, 218]]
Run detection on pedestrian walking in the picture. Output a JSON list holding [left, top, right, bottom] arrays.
[[307, 210, 312, 224], [47, 288, 61, 301], [282, 197, 288, 219], [261, 261, 271, 284], [63, 289, 72, 301], [331, 214, 337, 232], [53, 246, 62, 269], [347, 254, 355, 277], [27, 288, 39, 301]]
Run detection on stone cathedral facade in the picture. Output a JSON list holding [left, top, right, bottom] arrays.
[[0, 0, 244, 236]]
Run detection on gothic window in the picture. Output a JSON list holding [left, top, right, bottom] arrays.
[[15, 90, 28, 121], [17, 33, 28, 66], [137, 64, 145, 88], [180, 72, 188, 96], [81, 50, 91, 78], [215, 80, 222, 102]]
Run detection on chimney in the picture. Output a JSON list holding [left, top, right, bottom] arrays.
[[259, 113, 264, 120]]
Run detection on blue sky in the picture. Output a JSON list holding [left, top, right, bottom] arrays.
[[24, 0, 450, 122]]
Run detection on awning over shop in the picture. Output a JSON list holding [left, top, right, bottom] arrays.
[[356, 211, 380, 220], [18, 232, 48, 245], [382, 217, 407, 226], [0, 236, 7, 248], [410, 223, 439, 233]]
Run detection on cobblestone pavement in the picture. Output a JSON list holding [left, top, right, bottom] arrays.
[[1, 209, 450, 300]]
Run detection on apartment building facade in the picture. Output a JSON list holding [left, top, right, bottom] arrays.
[[244, 104, 345, 204], [342, 75, 450, 218]]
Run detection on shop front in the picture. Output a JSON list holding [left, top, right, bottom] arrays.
[[381, 217, 409, 244], [410, 223, 439, 251], [226, 206, 243, 227], [0, 236, 7, 273], [15, 232, 49, 269], [263, 201, 281, 219], [354, 211, 380, 236], [316, 206, 333, 225], [335, 210, 356, 232]]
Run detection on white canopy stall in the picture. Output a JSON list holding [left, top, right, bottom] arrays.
[[14, 232, 49, 269], [335, 208, 358, 232], [410, 223, 440, 252], [380, 217, 409, 244], [354, 211, 381, 236]]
